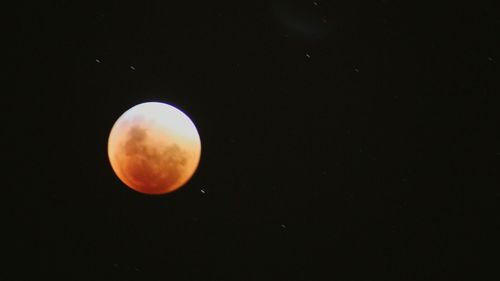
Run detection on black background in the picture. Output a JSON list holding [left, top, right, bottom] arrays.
[[10, 0, 500, 280]]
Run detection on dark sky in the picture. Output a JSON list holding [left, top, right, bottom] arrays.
[[10, 0, 500, 280]]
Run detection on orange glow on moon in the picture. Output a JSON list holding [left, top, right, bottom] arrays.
[[108, 102, 201, 195]]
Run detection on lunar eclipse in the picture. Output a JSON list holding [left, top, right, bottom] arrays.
[[108, 102, 201, 195]]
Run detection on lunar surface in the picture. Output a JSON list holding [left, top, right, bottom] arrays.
[[108, 102, 201, 194]]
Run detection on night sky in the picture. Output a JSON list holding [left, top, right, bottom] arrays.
[[10, 1, 500, 280]]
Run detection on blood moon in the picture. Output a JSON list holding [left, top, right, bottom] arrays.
[[108, 102, 201, 195]]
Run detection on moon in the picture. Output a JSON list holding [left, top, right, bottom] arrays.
[[108, 102, 201, 195]]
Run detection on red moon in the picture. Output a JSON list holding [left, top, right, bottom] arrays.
[[108, 102, 201, 195]]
